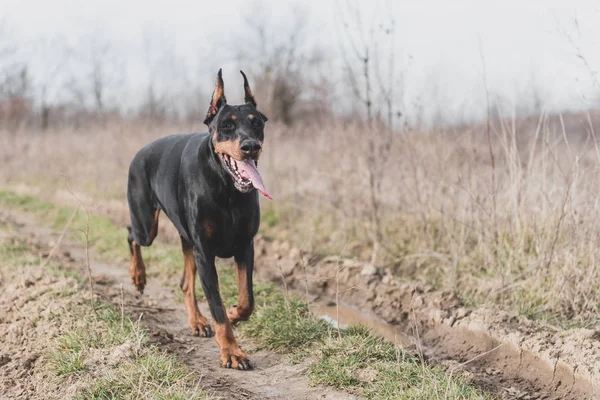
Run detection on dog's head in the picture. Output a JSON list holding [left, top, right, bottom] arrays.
[[204, 69, 271, 199]]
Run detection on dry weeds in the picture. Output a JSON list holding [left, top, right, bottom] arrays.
[[2, 111, 600, 325]]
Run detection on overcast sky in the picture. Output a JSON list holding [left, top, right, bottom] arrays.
[[2, 0, 599, 124]]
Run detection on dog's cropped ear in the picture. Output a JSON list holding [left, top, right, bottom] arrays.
[[240, 70, 257, 108], [240, 70, 268, 122], [204, 69, 227, 126]]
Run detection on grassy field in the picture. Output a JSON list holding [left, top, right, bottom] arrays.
[[0, 189, 489, 399], [2, 113, 600, 329]]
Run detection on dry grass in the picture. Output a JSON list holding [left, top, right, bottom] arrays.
[[3, 111, 600, 326]]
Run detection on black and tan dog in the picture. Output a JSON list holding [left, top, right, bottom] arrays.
[[126, 69, 270, 370]]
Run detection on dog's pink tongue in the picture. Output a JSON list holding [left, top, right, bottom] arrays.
[[237, 160, 272, 200]]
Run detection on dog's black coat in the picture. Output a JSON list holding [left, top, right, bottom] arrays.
[[128, 132, 260, 249], [127, 130, 260, 324], [127, 70, 268, 371]]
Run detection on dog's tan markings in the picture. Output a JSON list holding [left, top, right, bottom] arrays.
[[148, 209, 160, 243], [214, 310, 250, 369], [214, 137, 244, 160], [230, 115, 237, 120], [129, 242, 146, 294], [248, 114, 254, 120], [228, 260, 253, 323], [203, 219, 217, 239], [206, 69, 225, 119], [181, 243, 212, 337]]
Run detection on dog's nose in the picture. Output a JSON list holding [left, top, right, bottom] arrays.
[[240, 140, 261, 157]]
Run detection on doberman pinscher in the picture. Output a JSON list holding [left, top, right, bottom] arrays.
[[126, 69, 271, 370]]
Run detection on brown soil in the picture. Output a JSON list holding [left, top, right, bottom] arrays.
[[6, 184, 600, 399], [0, 207, 354, 400], [0, 229, 78, 399], [253, 237, 600, 399]]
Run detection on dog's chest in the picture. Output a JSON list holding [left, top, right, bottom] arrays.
[[207, 204, 259, 258]]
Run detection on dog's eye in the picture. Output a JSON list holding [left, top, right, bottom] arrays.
[[223, 122, 235, 131], [251, 121, 262, 129]]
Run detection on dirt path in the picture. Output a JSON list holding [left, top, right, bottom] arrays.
[[0, 207, 355, 400]]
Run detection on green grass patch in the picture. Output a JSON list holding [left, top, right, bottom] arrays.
[[517, 295, 600, 330], [48, 349, 87, 377], [48, 301, 204, 399], [241, 296, 331, 352], [309, 326, 487, 399], [0, 189, 127, 261], [238, 286, 487, 398], [78, 351, 199, 400], [48, 265, 84, 283], [0, 234, 41, 266], [239, 296, 488, 399]]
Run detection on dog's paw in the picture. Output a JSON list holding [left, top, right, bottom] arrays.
[[129, 269, 146, 294], [227, 304, 252, 324], [219, 346, 252, 370], [190, 315, 213, 337]]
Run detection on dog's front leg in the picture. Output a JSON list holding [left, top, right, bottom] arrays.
[[228, 240, 255, 323], [194, 247, 251, 370]]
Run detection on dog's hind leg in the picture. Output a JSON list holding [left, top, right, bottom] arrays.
[[227, 241, 255, 324], [127, 209, 160, 294], [180, 237, 213, 337]]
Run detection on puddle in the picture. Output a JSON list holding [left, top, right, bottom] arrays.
[[310, 297, 412, 347]]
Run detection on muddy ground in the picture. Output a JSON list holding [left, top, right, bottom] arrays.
[[3, 185, 600, 399], [254, 237, 600, 399]]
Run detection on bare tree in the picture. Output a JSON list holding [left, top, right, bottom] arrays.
[[556, 11, 600, 104], [138, 27, 191, 122], [89, 39, 110, 113], [337, 0, 402, 265], [0, 20, 31, 128], [337, 0, 404, 124], [59, 31, 124, 121], [236, 2, 328, 125], [82, 34, 123, 115]]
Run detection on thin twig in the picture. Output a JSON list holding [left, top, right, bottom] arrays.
[[278, 262, 290, 309], [40, 205, 80, 268], [335, 241, 348, 340], [120, 283, 125, 329], [63, 179, 96, 314], [450, 343, 504, 373], [83, 209, 95, 312]]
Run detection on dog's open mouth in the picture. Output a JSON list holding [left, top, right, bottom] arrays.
[[219, 153, 272, 200]]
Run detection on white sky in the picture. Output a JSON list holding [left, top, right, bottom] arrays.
[[2, 0, 599, 124]]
